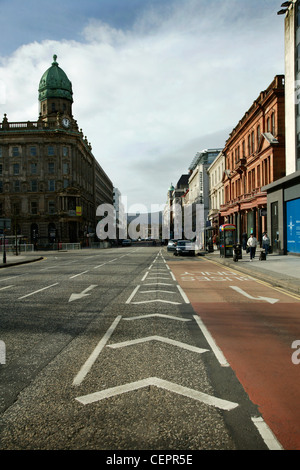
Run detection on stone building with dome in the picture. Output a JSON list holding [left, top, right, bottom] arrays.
[[0, 55, 113, 247]]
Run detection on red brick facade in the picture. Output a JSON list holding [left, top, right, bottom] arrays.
[[220, 75, 286, 243]]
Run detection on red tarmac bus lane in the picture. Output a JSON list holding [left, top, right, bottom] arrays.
[[168, 259, 300, 451]]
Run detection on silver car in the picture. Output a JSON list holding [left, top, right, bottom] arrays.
[[174, 240, 196, 256], [167, 239, 177, 251]]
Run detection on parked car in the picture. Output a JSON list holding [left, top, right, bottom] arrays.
[[167, 240, 177, 251], [174, 240, 196, 256], [122, 239, 132, 246]]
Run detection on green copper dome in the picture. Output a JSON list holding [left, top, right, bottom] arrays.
[[38, 55, 73, 102]]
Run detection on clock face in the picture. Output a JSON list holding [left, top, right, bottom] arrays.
[[62, 118, 70, 128]]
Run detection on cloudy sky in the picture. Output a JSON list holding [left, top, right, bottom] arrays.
[[0, 0, 285, 212]]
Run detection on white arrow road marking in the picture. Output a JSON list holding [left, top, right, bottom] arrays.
[[123, 314, 191, 322], [76, 377, 239, 411], [69, 285, 98, 303], [107, 335, 208, 354], [230, 286, 279, 304], [73, 315, 122, 386]]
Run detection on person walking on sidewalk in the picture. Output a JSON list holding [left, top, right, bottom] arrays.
[[262, 232, 270, 257], [247, 233, 258, 261]]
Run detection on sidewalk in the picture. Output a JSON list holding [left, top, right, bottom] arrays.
[[0, 253, 43, 268], [204, 249, 300, 296]]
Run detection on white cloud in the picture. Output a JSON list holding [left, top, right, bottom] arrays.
[[0, 0, 284, 210]]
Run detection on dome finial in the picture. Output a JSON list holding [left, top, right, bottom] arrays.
[[52, 54, 58, 65]]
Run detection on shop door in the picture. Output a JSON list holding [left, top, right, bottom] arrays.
[[271, 202, 279, 252]]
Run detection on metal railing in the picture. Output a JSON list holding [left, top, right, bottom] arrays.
[[0, 244, 34, 253]]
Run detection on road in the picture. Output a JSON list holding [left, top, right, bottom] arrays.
[[0, 246, 297, 451]]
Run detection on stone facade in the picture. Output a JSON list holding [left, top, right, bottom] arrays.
[[207, 151, 225, 234], [0, 56, 113, 247]]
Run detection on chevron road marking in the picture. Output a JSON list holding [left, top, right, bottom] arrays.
[[130, 299, 181, 305], [143, 283, 173, 286], [107, 335, 209, 354], [139, 289, 175, 294], [123, 314, 191, 322], [75, 377, 239, 411]]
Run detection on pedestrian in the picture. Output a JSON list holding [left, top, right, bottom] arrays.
[[262, 232, 270, 257], [247, 233, 258, 261]]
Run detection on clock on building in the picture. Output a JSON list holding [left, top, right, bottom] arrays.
[[62, 117, 70, 128]]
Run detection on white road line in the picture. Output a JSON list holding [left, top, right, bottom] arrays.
[[73, 315, 122, 386], [18, 283, 59, 300], [107, 335, 208, 354], [141, 271, 149, 281], [193, 315, 229, 367], [40, 266, 57, 271], [177, 285, 190, 304], [251, 417, 284, 450], [0, 275, 22, 282], [125, 285, 140, 304], [170, 271, 176, 281], [94, 263, 106, 269], [76, 377, 239, 411], [69, 270, 89, 279], [0, 285, 14, 291]]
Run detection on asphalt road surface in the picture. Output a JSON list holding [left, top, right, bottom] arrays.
[[0, 246, 293, 452]]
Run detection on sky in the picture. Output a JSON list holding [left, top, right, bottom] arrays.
[[0, 0, 285, 212]]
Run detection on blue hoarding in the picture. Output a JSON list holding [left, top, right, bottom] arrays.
[[286, 198, 300, 253]]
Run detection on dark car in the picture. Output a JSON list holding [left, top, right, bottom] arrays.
[[122, 239, 132, 246]]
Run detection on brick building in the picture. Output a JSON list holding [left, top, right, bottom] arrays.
[[0, 55, 113, 247], [220, 75, 286, 245]]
